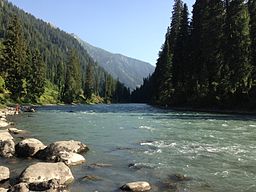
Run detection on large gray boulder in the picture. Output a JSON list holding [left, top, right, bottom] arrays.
[[0, 130, 15, 158], [19, 162, 74, 190], [15, 138, 46, 157], [120, 181, 151, 191], [0, 166, 10, 182], [35, 140, 88, 161]]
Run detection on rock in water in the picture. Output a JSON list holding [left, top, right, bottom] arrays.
[[120, 181, 151, 191], [15, 138, 46, 157], [0, 130, 15, 158], [55, 151, 86, 166], [0, 166, 10, 182], [19, 162, 74, 190], [48, 140, 88, 153], [8, 128, 26, 135], [35, 140, 88, 161]]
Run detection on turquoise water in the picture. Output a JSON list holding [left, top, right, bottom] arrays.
[[6, 104, 256, 191]]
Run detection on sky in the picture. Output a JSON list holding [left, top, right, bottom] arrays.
[[8, 0, 194, 65]]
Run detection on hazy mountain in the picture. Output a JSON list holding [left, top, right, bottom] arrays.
[[73, 35, 155, 90]]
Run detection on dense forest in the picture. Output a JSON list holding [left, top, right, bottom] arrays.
[[0, 0, 130, 104], [132, 0, 256, 110]]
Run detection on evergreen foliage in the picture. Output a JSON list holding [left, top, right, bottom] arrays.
[[84, 62, 95, 100], [2, 15, 27, 100], [132, 0, 256, 110], [0, 1, 130, 104]]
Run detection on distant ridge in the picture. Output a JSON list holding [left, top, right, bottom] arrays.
[[73, 35, 155, 90]]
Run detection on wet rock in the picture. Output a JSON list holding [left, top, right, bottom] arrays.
[[0, 166, 10, 182], [19, 162, 74, 189], [8, 128, 26, 135], [55, 151, 86, 166], [48, 140, 88, 153], [8, 183, 29, 192], [81, 175, 103, 181], [89, 163, 112, 168], [169, 174, 192, 182], [120, 181, 151, 191], [35, 140, 88, 161], [15, 138, 46, 157], [0, 139, 15, 158]]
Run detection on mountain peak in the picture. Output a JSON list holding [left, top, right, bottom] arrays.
[[73, 35, 155, 90]]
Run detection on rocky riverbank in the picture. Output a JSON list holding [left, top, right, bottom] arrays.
[[0, 108, 152, 192]]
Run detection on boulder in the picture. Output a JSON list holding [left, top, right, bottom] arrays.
[[0, 121, 8, 128], [120, 181, 151, 191], [35, 140, 88, 161], [0, 140, 15, 158], [19, 162, 74, 189], [0, 166, 10, 182], [15, 138, 46, 157], [8, 183, 29, 192], [55, 151, 86, 166], [0, 130, 13, 141], [8, 128, 26, 135], [48, 140, 88, 154]]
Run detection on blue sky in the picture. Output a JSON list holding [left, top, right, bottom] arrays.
[[8, 0, 194, 65]]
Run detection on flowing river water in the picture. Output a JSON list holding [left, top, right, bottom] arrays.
[[3, 104, 256, 192]]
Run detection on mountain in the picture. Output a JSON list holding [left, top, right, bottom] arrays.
[[0, 0, 131, 103], [73, 35, 155, 90]]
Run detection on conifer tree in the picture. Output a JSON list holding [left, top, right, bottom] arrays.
[[248, 0, 256, 73], [189, 0, 209, 99], [62, 49, 81, 104], [2, 15, 27, 100], [169, 0, 183, 52], [172, 3, 190, 102], [26, 49, 46, 102], [224, 0, 252, 100], [201, 0, 225, 104], [84, 62, 94, 100]]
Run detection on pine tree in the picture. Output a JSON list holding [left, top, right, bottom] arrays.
[[2, 15, 27, 100], [84, 62, 94, 100], [62, 49, 81, 104], [224, 0, 252, 101], [172, 3, 190, 103], [201, 0, 225, 104], [26, 48, 46, 102], [248, 0, 256, 76], [169, 0, 183, 52], [189, 0, 209, 100]]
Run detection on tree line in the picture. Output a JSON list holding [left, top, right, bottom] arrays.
[[132, 0, 256, 110], [0, 0, 130, 104]]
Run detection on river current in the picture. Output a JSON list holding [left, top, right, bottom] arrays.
[[4, 104, 256, 192]]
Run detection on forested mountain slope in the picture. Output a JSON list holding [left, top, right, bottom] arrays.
[[0, 0, 130, 103], [74, 35, 155, 90]]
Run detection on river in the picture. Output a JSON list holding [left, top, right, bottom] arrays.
[[4, 104, 256, 192]]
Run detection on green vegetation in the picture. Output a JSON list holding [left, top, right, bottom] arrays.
[[0, 0, 130, 105], [132, 0, 256, 110]]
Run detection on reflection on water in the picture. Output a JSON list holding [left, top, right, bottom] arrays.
[[4, 104, 256, 192]]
